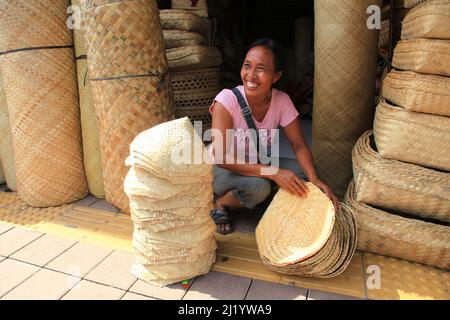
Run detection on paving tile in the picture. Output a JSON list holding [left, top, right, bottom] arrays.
[[245, 280, 307, 300], [0, 228, 43, 257], [129, 279, 189, 300], [0, 259, 40, 297], [72, 195, 99, 207], [0, 256, 4, 263], [183, 271, 251, 300], [61, 280, 125, 300], [121, 292, 156, 300], [2, 268, 79, 300], [308, 289, 361, 300], [11, 234, 77, 267], [0, 223, 14, 235], [45, 241, 113, 277], [85, 250, 137, 290], [89, 199, 120, 213]]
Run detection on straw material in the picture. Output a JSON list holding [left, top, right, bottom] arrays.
[[160, 10, 209, 37], [402, 0, 450, 40], [71, 0, 87, 58], [0, 74, 16, 190], [312, 0, 382, 199], [352, 131, 450, 223], [382, 71, 450, 117], [374, 100, 450, 171], [171, 0, 208, 17], [345, 181, 450, 270], [163, 30, 207, 49], [166, 45, 222, 71], [392, 39, 450, 76], [405, 0, 430, 8], [82, 0, 174, 213]]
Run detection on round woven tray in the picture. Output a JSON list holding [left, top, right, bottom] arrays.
[[166, 45, 222, 71], [382, 70, 450, 117], [163, 30, 206, 49], [345, 181, 450, 270], [0, 74, 16, 190], [160, 9, 209, 37], [404, 0, 430, 8], [392, 39, 450, 76], [401, 0, 450, 40], [374, 100, 450, 171], [353, 131, 450, 223]]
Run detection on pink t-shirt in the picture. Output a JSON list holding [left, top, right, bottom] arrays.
[[209, 85, 299, 164]]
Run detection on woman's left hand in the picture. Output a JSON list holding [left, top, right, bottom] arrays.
[[309, 178, 340, 211]]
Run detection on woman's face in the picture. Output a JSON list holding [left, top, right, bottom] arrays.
[[240, 45, 282, 99]]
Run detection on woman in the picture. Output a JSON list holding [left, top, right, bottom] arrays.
[[209, 38, 339, 234]]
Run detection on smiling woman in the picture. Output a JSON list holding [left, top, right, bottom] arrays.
[[208, 38, 339, 234]]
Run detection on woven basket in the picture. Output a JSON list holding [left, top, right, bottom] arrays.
[[352, 131, 450, 223], [312, 0, 382, 199], [402, 0, 450, 40], [392, 39, 450, 76], [345, 181, 450, 270], [82, 0, 174, 213], [0, 75, 16, 190], [405, 0, 430, 8], [163, 30, 206, 49], [166, 45, 222, 71], [374, 100, 450, 171], [160, 10, 209, 37]]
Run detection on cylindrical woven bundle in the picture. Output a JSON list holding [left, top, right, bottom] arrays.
[[392, 39, 450, 76], [0, 0, 88, 207], [401, 0, 450, 40], [163, 30, 206, 49], [345, 181, 450, 270], [382, 71, 450, 117], [374, 100, 450, 171], [81, 0, 175, 213], [171, 0, 208, 17], [159, 10, 209, 37], [0, 74, 16, 190], [352, 131, 450, 223], [166, 46, 222, 71], [404, 0, 430, 8], [312, 0, 382, 199]]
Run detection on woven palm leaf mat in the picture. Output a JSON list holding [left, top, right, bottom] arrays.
[[1, 190, 449, 299]]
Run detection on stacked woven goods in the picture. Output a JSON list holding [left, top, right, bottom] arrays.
[[0, 0, 88, 206], [124, 117, 216, 287], [172, 0, 209, 17], [256, 184, 357, 278], [160, 9, 222, 135]]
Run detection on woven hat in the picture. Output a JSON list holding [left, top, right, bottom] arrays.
[[401, 0, 450, 40], [345, 181, 450, 270], [166, 45, 222, 71], [374, 100, 450, 171], [353, 131, 450, 223], [163, 30, 207, 49], [392, 39, 450, 76], [160, 10, 209, 37], [382, 70, 450, 117]]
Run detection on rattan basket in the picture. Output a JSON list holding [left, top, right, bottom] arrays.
[[374, 100, 450, 171], [345, 181, 450, 270], [392, 39, 450, 76], [353, 131, 450, 223], [160, 9, 209, 37], [163, 30, 206, 49], [0, 74, 16, 190], [382, 70, 450, 117]]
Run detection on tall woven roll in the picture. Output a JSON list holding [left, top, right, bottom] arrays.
[[312, 0, 382, 199], [0, 0, 88, 207], [81, 0, 174, 213], [0, 74, 16, 190]]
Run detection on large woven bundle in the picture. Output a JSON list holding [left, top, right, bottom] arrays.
[[312, 0, 382, 199], [0, 74, 16, 190], [160, 10, 208, 37], [382, 71, 450, 117], [171, 0, 208, 17], [81, 0, 174, 213], [374, 100, 450, 171], [401, 0, 450, 40], [163, 30, 206, 49], [405, 0, 430, 8], [392, 39, 450, 76], [345, 181, 450, 270], [0, 0, 88, 207], [166, 46, 222, 71], [353, 131, 450, 223]]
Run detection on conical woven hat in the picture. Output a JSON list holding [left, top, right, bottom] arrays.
[[256, 183, 335, 266]]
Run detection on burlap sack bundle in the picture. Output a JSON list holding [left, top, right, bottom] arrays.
[[0, 74, 16, 190], [345, 181, 450, 270], [81, 0, 174, 213], [352, 131, 450, 223], [160, 10, 209, 37], [163, 30, 207, 49], [0, 0, 88, 207], [401, 0, 450, 40], [166, 45, 222, 71], [374, 100, 450, 171]]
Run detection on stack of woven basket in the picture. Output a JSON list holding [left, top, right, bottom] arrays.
[[160, 9, 223, 135], [256, 184, 357, 278], [345, 0, 450, 270], [124, 117, 217, 287]]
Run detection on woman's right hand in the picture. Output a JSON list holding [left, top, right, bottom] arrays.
[[271, 168, 309, 198]]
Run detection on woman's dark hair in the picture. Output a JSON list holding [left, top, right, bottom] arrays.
[[246, 38, 286, 72]]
